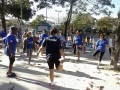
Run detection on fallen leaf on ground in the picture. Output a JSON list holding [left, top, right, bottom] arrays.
[[116, 82, 120, 85], [16, 77, 21, 81], [55, 75, 61, 78], [116, 77, 120, 80]]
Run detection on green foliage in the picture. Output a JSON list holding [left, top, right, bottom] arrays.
[[97, 17, 117, 30], [6, 19, 19, 28], [6, 0, 35, 21], [30, 14, 46, 28], [72, 13, 95, 30]]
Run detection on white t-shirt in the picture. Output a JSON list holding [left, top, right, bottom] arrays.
[[109, 38, 113, 47]]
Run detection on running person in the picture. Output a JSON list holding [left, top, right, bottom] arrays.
[[93, 34, 109, 69], [73, 30, 83, 61], [5, 26, 17, 77], [37, 28, 65, 89]]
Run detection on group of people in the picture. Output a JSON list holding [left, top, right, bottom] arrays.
[[0, 25, 113, 89], [72, 30, 113, 69], [1, 26, 65, 89]]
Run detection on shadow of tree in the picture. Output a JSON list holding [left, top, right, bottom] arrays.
[[0, 64, 48, 76], [0, 82, 28, 90]]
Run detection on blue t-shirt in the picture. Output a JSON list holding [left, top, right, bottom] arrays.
[[39, 33, 48, 45], [74, 35, 83, 46], [96, 38, 108, 52], [42, 35, 61, 59], [5, 33, 17, 56], [0, 31, 7, 38], [57, 35, 66, 45], [27, 37, 34, 49]]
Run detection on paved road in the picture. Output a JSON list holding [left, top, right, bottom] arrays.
[[0, 48, 120, 90]]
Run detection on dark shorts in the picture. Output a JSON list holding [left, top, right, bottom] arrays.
[[9, 56, 15, 64], [47, 57, 60, 69], [76, 46, 82, 51], [61, 43, 65, 49]]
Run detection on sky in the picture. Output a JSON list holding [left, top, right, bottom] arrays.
[[30, 0, 120, 23]]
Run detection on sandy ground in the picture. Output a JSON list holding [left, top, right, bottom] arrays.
[[0, 48, 120, 90]]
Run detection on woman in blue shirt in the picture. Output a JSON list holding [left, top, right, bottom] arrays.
[[26, 32, 34, 64], [39, 30, 48, 55], [73, 30, 83, 61], [93, 34, 108, 68]]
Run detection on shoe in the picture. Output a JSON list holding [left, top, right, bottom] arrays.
[[97, 65, 99, 69], [6, 72, 15, 75], [7, 73, 16, 78], [49, 83, 55, 89]]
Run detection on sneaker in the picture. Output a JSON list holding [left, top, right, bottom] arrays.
[[49, 83, 55, 89], [7, 73, 16, 78], [6, 72, 15, 75], [97, 65, 99, 69]]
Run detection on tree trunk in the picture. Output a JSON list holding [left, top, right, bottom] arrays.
[[0, 0, 6, 32], [64, 0, 75, 39], [110, 27, 120, 68], [111, 48, 120, 68]]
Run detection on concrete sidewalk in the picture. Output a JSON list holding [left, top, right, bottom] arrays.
[[0, 48, 120, 90]]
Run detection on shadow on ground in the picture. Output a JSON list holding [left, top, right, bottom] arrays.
[[0, 82, 28, 90], [17, 76, 74, 90]]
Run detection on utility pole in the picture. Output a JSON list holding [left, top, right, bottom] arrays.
[[55, 10, 62, 24]]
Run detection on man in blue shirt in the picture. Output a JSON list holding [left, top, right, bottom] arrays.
[[5, 26, 17, 77], [73, 30, 83, 61], [37, 28, 65, 89], [93, 34, 109, 68]]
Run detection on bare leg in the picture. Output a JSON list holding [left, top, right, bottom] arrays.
[[77, 50, 80, 60], [8, 64, 13, 74], [28, 49, 32, 64], [50, 69, 54, 84], [8, 56, 15, 74]]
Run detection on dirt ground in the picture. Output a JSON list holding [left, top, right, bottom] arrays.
[[0, 48, 120, 90]]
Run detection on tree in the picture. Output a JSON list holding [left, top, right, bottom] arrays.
[[97, 17, 117, 31], [7, 0, 35, 22], [0, 0, 35, 32], [6, 18, 19, 28], [30, 14, 46, 28], [34, 0, 115, 38], [72, 13, 95, 31], [110, 11, 120, 68]]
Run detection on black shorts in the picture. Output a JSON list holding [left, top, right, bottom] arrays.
[[47, 57, 60, 69], [9, 56, 15, 64], [76, 46, 82, 51]]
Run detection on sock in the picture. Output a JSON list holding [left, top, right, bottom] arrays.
[[51, 82, 54, 85]]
